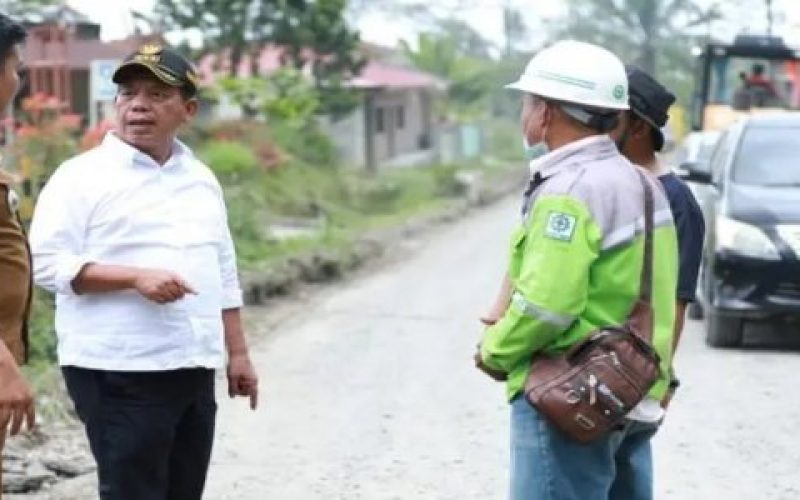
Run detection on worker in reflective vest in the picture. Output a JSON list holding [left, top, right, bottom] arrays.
[[476, 40, 679, 500]]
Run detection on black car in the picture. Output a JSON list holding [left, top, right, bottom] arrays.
[[676, 131, 722, 321], [683, 115, 800, 347]]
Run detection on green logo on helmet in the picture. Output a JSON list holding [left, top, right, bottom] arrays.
[[613, 85, 625, 101]]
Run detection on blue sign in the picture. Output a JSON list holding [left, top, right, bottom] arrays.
[[91, 59, 120, 102]]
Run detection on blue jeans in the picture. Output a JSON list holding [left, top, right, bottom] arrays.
[[510, 396, 659, 500]]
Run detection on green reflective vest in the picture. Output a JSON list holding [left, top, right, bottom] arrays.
[[481, 136, 679, 401]]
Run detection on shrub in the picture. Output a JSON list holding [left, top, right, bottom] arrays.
[[27, 290, 56, 367], [216, 69, 320, 127], [80, 120, 116, 151], [268, 122, 338, 167], [12, 93, 80, 181], [199, 140, 260, 183], [186, 118, 336, 168], [430, 164, 462, 196], [223, 185, 270, 264]]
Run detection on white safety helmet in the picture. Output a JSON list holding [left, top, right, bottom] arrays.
[[506, 40, 629, 111]]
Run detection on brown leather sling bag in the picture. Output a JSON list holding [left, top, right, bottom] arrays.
[[523, 169, 661, 444]]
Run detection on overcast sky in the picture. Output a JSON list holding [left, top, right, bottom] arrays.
[[66, 0, 800, 48], [64, 0, 563, 47]]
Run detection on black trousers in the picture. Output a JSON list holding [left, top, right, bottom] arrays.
[[62, 366, 217, 500]]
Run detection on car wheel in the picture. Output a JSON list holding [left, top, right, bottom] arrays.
[[706, 310, 744, 348], [687, 302, 704, 320]]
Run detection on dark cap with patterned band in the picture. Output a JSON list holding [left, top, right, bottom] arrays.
[[624, 65, 676, 151], [112, 44, 199, 97]]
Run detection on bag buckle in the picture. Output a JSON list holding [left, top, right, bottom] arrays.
[[588, 374, 598, 406], [574, 413, 596, 430], [564, 389, 581, 404]]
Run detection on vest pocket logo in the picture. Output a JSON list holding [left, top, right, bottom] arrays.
[[545, 211, 576, 241]]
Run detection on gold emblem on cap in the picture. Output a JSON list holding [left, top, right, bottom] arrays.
[[139, 44, 163, 56], [134, 54, 160, 63]]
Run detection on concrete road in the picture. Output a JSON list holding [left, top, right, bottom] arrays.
[[655, 316, 800, 499], [205, 198, 513, 500], [203, 196, 800, 500]]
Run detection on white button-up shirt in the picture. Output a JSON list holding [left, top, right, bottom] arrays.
[[30, 133, 243, 371]]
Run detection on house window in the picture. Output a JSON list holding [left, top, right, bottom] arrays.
[[375, 107, 385, 133], [396, 105, 405, 129]]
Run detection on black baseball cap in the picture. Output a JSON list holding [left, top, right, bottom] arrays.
[[625, 65, 676, 151], [112, 44, 199, 97]]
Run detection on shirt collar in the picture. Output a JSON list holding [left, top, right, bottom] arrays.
[[653, 160, 672, 177], [101, 132, 193, 169], [529, 135, 619, 179], [636, 157, 672, 177]]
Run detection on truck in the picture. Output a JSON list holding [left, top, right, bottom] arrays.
[[690, 34, 800, 132], [683, 34, 800, 332]]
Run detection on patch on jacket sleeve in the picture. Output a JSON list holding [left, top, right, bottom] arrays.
[[544, 211, 577, 241], [6, 188, 19, 214]]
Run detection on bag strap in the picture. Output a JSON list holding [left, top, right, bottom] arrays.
[[626, 169, 655, 343]]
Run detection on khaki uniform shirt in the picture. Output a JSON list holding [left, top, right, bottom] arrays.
[[0, 168, 31, 364]]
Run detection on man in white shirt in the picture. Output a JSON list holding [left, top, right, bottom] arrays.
[[29, 45, 258, 500]]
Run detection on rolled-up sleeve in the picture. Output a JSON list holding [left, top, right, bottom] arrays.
[[29, 164, 93, 295], [217, 193, 243, 309]]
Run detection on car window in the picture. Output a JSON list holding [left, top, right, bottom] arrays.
[[733, 126, 800, 186], [674, 143, 689, 165], [697, 141, 717, 163]]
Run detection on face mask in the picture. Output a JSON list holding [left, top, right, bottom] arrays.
[[523, 136, 549, 160], [522, 100, 549, 160]]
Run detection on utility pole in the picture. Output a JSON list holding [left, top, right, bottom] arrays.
[[502, 0, 527, 58], [502, 0, 512, 57], [766, 0, 773, 36]]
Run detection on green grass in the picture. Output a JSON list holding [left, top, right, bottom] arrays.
[[230, 162, 470, 271], [26, 290, 56, 372]]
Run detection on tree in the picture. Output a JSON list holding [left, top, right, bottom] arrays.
[[502, 6, 528, 57], [273, 0, 365, 117], [0, 0, 58, 17], [560, 0, 721, 75], [213, 68, 320, 125], [400, 33, 459, 80], [155, 0, 290, 76], [557, 0, 722, 105], [156, 0, 363, 116], [437, 18, 494, 59], [400, 29, 496, 121]]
